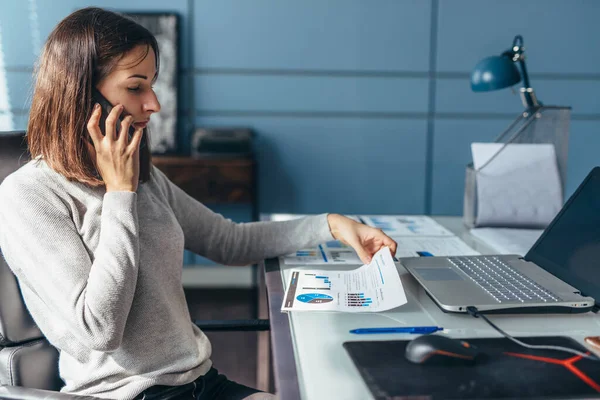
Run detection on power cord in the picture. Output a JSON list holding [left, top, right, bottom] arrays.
[[466, 306, 600, 362]]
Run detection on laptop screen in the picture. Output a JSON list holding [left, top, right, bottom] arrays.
[[526, 167, 600, 304]]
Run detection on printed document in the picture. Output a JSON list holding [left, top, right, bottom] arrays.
[[360, 215, 454, 236], [268, 214, 361, 223], [393, 236, 480, 257], [281, 236, 479, 265], [282, 240, 362, 265], [470, 227, 543, 256], [281, 247, 407, 312]]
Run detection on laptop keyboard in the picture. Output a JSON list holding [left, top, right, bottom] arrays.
[[449, 256, 562, 303]]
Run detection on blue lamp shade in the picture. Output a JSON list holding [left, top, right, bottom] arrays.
[[470, 55, 521, 92]]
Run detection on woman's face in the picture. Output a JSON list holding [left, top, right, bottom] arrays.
[[96, 45, 161, 130]]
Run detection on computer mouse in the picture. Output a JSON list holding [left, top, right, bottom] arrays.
[[405, 334, 479, 365]]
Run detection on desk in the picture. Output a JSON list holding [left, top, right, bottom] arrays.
[[262, 216, 600, 400]]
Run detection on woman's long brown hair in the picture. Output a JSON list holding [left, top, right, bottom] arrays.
[[27, 7, 159, 186]]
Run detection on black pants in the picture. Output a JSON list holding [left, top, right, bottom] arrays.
[[136, 368, 266, 400]]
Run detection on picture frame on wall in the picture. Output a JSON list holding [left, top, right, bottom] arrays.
[[125, 12, 179, 154]]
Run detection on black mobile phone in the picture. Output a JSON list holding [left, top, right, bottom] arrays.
[[91, 89, 145, 148], [92, 89, 123, 137]]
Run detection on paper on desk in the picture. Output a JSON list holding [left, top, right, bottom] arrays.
[[470, 227, 543, 256], [471, 143, 562, 228], [268, 213, 310, 221], [393, 236, 480, 257], [360, 215, 454, 236], [281, 235, 479, 265], [282, 240, 362, 265], [281, 247, 407, 312], [269, 213, 361, 223]]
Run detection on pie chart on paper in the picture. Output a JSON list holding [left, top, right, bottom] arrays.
[[296, 293, 334, 304]]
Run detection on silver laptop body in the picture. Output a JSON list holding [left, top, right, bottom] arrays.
[[401, 254, 594, 313], [401, 167, 600, 314]]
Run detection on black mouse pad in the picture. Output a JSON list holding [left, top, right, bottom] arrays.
[[343, 336, 600, 399]]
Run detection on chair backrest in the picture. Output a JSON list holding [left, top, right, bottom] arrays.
[[0, 131, 29, 183], [0, 131, 64, 390]]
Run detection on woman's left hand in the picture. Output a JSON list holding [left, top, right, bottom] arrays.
[[327, 214, 397, 264]]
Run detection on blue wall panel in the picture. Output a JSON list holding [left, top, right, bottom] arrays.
[[436, 78, 600, 116], [193, 0, 432, 71], [436, 79, 523, 116], [4, 71, 34, 112], [566, 121, 600, 197], [12, 114, 28, 131], [0, 0, 191, 68], [0, 2, 38, 67], [197, 116, 428, 215], [437, 0, 600, 74], [194, 75, 429, 114]]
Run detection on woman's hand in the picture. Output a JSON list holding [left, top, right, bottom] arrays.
[[87, 103, 144, 192], [327, 214, 397, 264]]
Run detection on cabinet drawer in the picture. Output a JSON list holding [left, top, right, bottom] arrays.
[[152, 156, 255, 204]]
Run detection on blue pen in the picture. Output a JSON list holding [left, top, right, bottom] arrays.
[[349, 326, 443, 334]]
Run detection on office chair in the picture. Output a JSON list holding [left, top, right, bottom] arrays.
[[0, 131, 268, 399]]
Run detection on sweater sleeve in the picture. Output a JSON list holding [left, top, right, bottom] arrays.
[[0, 175, 140, 352], [151, 167, 334, 265]]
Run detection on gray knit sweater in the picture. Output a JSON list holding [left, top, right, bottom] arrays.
[[0, 159, 332, 399]]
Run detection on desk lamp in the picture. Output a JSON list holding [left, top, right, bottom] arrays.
[[470, 35, 540, 109], [464, 34, 571, 229]]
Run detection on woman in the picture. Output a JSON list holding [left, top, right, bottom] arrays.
[[0, 7, 397, 400]]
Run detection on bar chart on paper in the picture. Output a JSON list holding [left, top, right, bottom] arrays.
[[300, 274, 332, 290], [346, 293, 373, 307], [282, 242, 362, 265]]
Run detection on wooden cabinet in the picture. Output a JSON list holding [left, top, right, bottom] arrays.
[[152, 155, 258, 219]]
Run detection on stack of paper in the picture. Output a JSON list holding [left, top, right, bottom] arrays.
[[279, 215, 479, 265], [470, 227, 543, 256], [360, 215, 454, 237]]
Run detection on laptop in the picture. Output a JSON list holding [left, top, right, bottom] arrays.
[[401, 167, 600, 314]]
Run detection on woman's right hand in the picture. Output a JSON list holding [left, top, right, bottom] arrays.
[[87, 103, 144, 192]]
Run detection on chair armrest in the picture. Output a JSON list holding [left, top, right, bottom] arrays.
[[193, 319, 270, 331], [0, 386, 100, 400]]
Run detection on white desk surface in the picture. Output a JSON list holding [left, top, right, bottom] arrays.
[[264, 215, 600, 400]]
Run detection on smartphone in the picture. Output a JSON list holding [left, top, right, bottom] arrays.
[[91, 89, 144, 148]]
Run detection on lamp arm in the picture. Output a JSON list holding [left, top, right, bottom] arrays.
[[517, 58, 540, 108], [512, 35, 539, 108], [518, 58, 531, 89]]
